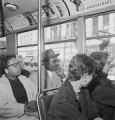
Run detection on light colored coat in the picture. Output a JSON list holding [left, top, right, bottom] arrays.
[[41, 66, 62, 95], [46, 71, 62, 89], [0, 75, 37, 120]]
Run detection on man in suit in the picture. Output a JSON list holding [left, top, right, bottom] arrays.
[[48, 54, 103, 120], [42, 49, 63, 95]]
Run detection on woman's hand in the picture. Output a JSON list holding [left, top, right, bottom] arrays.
[[56, 67, 66, 79], [80, 73, 93, 87], [24, 101, 38, 113]]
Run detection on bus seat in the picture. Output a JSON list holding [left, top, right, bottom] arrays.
[[38, 95, 54, 120]]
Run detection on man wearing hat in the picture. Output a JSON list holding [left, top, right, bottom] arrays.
[[42, 49, 63, 95]]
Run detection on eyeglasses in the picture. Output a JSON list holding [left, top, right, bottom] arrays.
[[8, 62, 20, 68]]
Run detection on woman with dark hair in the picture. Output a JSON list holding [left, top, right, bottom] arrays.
[[89, 51, 115, 120], [48, 54, 103, 120], [0, 55, 38, 120]]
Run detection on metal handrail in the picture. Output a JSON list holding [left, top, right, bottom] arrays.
[[36, 87, 60, 120]]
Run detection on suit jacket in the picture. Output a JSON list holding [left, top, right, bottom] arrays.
[[48, 79, 100, 120], [42, 66, 62, 95]]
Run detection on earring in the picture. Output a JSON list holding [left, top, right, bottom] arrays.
[[5, 69, 8, 74]]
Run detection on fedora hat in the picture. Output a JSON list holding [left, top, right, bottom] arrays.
[[42, 49, 59, 62]]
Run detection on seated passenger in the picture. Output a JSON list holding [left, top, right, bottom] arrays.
[[89, 52, 115, 120], [0, 55, 38, 120], [48, 54, 103, 120], [42, 49, 63, 95]]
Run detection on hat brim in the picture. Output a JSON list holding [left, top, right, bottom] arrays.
[[50, 53, 60, 58], [42, 53, 60, 62]]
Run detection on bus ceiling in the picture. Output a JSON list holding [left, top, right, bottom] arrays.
[[0, 0, 115, 36]]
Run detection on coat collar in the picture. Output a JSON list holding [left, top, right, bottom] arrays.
[[64, 79, 77, 101]]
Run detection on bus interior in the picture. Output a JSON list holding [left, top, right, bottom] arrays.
[[1, 0, 115, 119]]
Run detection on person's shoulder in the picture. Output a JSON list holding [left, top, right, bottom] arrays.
[[0, 80, 7, 90], [52, 83, 67, 101], [21, 69, 30, 78], [19, 75, 31, 82], [0, 74, 9, 84]]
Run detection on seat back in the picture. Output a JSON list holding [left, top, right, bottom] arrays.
[[38, 95, 54, 120]]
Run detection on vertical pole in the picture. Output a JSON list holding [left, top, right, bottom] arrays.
[[0, 0, 5, 36], [37, 0, 42, 120], [38, 0, 41, 96], [38, 0, 45, 95]]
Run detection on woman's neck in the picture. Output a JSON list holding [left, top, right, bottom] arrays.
[[70, 80, 82, 93], [6, 74, 17, 81]]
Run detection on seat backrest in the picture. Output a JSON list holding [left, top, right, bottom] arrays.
[[38, 95, 54, 120]]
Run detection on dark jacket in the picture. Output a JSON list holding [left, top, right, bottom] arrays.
[[48, 79, 100, 120], [88, 71, 115, 120], [21, 69, 30, 78]]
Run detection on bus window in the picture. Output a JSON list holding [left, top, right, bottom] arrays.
[[85, 12, 115, 83]]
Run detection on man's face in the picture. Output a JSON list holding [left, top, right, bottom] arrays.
[[47, 57, 59, 71]]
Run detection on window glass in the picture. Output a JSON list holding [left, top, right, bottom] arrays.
[[85, 12, 115, 83], [0, 37, 7, 55], [44, 21, 78, 42], [17, 30, 38, 73], [86, 13, 115, 37], [18, 30, 37, 46], [18, 46, 38, 71], [86, 37, 115, 81]]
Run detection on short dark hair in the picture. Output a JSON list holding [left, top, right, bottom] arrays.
[[1, 55, 16, 69], [68, 54, 96, 81]]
